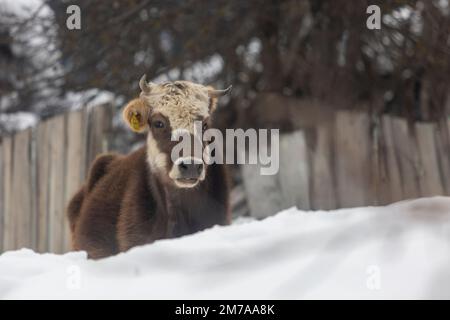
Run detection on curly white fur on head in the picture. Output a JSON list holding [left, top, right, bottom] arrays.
[[141, 81, 211, 175], [141, 81, 211, 134]]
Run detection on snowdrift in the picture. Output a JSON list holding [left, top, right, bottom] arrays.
[[1, 197, 450, 299]]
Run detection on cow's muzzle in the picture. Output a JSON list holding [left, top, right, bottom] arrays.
[[171, 157, 205, 188]]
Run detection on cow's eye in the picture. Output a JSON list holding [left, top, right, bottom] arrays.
[[153, 120, 164, 129]]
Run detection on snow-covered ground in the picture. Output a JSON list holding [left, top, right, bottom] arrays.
[[1, 197, 450, 299]]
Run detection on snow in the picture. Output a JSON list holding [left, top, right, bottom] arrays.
[[60, 89, 117, 111], [152, 54, 224, 84], [0, 89, 116, 134], [0, 111, 39, 132], [1, 197, 450, 299]]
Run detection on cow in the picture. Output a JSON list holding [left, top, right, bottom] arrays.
[[67, 75, 232, 259]]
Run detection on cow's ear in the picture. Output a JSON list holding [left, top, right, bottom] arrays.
[[122, 98, 150, 133]]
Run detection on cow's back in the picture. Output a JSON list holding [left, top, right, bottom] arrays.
[[69, 148, 147, 259]]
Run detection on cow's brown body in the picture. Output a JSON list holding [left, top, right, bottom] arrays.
[[67, 146, 229, 259]]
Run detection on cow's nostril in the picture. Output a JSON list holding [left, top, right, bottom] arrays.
[[179, 162, 188, 171], [177, 159, 203, 179]]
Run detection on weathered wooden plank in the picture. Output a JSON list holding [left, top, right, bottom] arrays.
[[448, 119, 450, 193], [448, 119, 450, 145], [63, 110, 86, 252], [11, 129, 33, 249], [241, 135, 284, 219], [380, 116, 403, 204], [0, 141, 3, 252], [435, 120, 450, 195], [391, 118, 420, 199], [310, 125, 337, 210], [28, 128, 38, 251], [374, 118, 387, 205], [36, 120, 51, 252], [447, 119, 450, 194], [278, 131, 310, 210], [242, 163, 284, 218], [1, 137, 13, 251], [334, 112, 372, 208], [47, 115, 66, 253], [86, 104, 112, 171], [86, 106, 100, 168], [415, 122, 444, 196]]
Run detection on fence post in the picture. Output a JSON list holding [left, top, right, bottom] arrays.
[[334, 111, 372, 208], [380, 115, 403, 204], [437, 119, 450, 194], [36, 120, 51, 252], [415, 122, 444, 196], [278, 130, 310, 210], [64, 110, 86, 252], [390, 118, 421, 200], [86, 104, 113, 171], [1, 137, 13, 251], [11, 129, 34, 249], [310, 125, 337, 210], [47, 115, 66, 254]]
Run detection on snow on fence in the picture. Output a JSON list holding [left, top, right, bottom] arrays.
[[0, 104, 113, 254], [242, 112, 450, 218], [0, 107, 449, 253]]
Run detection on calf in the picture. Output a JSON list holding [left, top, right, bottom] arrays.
[[67, 76, 231, 259]]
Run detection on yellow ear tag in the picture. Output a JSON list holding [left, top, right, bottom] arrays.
[[130, 112, 141, 131]]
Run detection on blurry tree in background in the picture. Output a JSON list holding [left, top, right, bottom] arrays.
[[1, 0, 449, 137]]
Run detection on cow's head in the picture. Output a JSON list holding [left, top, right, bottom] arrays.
[[123, 75, 231, 188]]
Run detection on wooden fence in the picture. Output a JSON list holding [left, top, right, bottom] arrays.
[[0, 104, 113, 254], [1, 106, 449, 253], [242, 112, 450, 218]]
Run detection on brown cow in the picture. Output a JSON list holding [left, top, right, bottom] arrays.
[[67, 76, 232, 259]]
